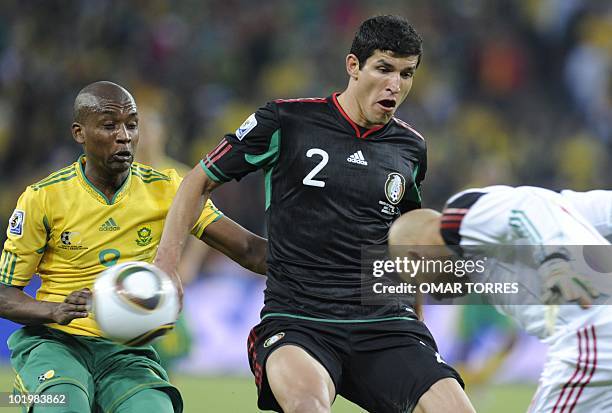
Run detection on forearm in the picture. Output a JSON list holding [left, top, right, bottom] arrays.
[[249, 235, 268, 275], [0, 285, 57, 325], [155, 166, 214, 274], [200, 217, 268, 275]]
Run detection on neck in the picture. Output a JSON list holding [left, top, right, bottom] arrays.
[[336, 89, 373, 129], [84, 161, 129, 201]]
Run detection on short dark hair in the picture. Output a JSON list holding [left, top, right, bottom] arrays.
[[350, 15, 423, 67]]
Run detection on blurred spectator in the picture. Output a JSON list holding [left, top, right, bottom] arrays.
[[0, 0, 610, 381]]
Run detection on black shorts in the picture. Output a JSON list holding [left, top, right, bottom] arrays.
[[247, 316, 464, 413]]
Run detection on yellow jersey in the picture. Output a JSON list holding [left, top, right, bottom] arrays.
[[1, 156, 222, 337]]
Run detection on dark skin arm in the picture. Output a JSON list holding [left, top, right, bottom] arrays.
[[155, 165, 267, 302], [0, 284, 90, 326], [200, 216, 267, 276]]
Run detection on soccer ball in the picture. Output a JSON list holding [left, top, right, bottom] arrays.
[[92, 261, 179, 346]]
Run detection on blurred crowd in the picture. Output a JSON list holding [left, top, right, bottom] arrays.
[[0, 0, 610, 384], [0, 0, 611, 242]]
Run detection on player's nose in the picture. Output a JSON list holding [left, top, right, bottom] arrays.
[[387, 73, 401, 94], [116, 124, 131, 142]]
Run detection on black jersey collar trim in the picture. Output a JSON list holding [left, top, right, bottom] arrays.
[[331, 93, 384, 139]]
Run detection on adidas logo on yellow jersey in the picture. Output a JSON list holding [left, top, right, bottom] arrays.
[[99, 218, 120, 232]]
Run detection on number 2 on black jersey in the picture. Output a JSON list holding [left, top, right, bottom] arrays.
[[302, 148, 328, 188]]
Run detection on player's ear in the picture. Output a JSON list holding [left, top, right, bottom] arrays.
[[72, 122, 85, 144], [346, 54, 360, 80]]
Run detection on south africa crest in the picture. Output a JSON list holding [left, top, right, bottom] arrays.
[[136, 227, 152, 246]]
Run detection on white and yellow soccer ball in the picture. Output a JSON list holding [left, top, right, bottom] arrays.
[[92, 261, 179, 346]]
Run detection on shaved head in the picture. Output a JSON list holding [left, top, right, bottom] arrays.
[[389, 209, 443, 246], [73, 81, 136, 123]]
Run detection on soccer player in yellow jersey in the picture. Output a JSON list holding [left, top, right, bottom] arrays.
[[0, 81, 267, 413]]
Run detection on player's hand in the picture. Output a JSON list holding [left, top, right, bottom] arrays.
[[540, 259, 599, 308], [52, 288, 91, 325], [153, 262, 184, 311]]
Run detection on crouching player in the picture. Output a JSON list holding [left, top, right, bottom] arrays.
[[390, 186, 612, 412]]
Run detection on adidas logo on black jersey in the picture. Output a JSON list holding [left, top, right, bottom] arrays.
[[347, 150, 368, 166], [99, 218, 120, 231]]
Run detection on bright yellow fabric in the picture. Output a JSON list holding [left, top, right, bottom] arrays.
[[1, 156, 221, 337]]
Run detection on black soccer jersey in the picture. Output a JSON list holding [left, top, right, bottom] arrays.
[[201, 93, 427, 319]]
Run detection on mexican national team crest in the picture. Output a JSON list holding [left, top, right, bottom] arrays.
[[384, 173, 406, 205], [263, 332, 285, 348], [8, 210, 24, 237], [136, 227, 153, 246]]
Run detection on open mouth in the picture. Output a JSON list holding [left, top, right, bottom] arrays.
[[377, 99, 396, 111], [112, 151, 132, 162]]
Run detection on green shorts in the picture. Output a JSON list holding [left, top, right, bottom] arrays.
[[8, 325, 183, 413], [153, 313, 193, 371]]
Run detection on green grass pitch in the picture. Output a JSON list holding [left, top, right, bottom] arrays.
[[0, 364, 535, 412]]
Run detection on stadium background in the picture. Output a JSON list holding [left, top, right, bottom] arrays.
[[0, 1, 610, 411]]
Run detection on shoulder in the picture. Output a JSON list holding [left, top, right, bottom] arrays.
[[130, 162, 174, 184], [29, 163, 79, 192], [273, 97, 328, 105], [390, 117, 426, 142], [270, 96, 329, 114]]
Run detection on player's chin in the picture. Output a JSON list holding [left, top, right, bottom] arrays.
[[374, 106, 395, 122]]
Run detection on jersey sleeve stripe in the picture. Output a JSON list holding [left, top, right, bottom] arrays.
[[199, 160, 224, 183], [32, 173, 78, 190], [0, 251, 9, 283], [32, 166, 77, 187], [206, 144, 233, 165], [130, 165, 170, 179], [130, 171, 171, 183], [440, 191, 485, 248], [131, 170, 168, 179], [206, 161, 230, 181], [6, 253, 17, 285], [1, 251, 15, 284], [208, 139, 229, 158]]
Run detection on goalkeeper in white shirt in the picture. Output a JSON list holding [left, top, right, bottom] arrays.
[[389, 185, 612, 413]]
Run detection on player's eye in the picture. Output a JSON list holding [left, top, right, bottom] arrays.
[[401, 72, 414, 79], [103, 123, 115, 130], [378, 66, 390, 73], [127, 122, 138, 130]]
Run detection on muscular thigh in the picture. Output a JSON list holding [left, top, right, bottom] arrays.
[[340, 320, 463, 413], [247, 317, 345, 411]]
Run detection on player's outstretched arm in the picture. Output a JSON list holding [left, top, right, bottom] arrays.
[[200, 216, 268, 275], [0, 284, 90, 325], [155, 165, 221, 287]]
